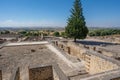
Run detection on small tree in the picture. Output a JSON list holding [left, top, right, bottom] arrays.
[[53, 32, 60, 37], [61, 32, 66, 37], [4, 30, 10, 34], [65, 0, 88, 42]]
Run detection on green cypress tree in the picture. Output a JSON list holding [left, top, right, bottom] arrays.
[[65, 0, 88, 42]]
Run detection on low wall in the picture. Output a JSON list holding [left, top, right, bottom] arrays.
[[29, 66, 53, 80]]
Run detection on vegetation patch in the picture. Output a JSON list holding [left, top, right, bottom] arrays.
[[88, 29, 120, 36]]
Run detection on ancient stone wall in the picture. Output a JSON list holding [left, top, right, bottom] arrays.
[[53, 41, 119, 74], [86, 54, 118, 74], [29, 66, 53, 80], [67, 42, 86, 59], [67, 42, 119, 74], [0, 70, 2, 80]]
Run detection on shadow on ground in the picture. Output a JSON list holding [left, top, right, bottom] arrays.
[[76, 40, 117, 46]]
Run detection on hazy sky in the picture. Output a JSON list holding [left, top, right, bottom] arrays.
[[0, 0, 120, 27]]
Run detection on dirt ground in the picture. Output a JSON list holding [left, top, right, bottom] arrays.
[[0, 44, 85, 80]]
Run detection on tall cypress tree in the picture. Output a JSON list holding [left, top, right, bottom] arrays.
[[65, 0, 88, 42]]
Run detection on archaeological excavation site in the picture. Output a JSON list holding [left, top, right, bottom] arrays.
[[0, 0, 120, 79], [0, 38, 120, 80]]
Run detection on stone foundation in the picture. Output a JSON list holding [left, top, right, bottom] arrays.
[[29, 66, 53, 80]]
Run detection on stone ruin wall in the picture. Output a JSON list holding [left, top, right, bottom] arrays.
[[29, 66, 53, 80], [0, 70, 2, 80], [86, 54, 118, 74], [53, 41, 119, 74], [67, 42, 119, 74]]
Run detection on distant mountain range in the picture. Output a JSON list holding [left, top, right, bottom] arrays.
[[88, 27, 120, 30], [0, 26, 120, 31], [0, 26, 65, 31]]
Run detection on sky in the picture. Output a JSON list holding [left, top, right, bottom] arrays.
[[0, 0, 120, 27]]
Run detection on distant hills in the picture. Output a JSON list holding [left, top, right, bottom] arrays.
[[0, 26, 120, 31], [88, 27, 120, 30], [0, 26, 65, 31]]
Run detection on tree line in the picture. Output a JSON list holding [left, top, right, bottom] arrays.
[[88, 29, 120, 36], [0, 30, 10, 34]]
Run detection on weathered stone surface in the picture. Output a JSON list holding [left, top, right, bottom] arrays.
[[29, 66, 53, 80]]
